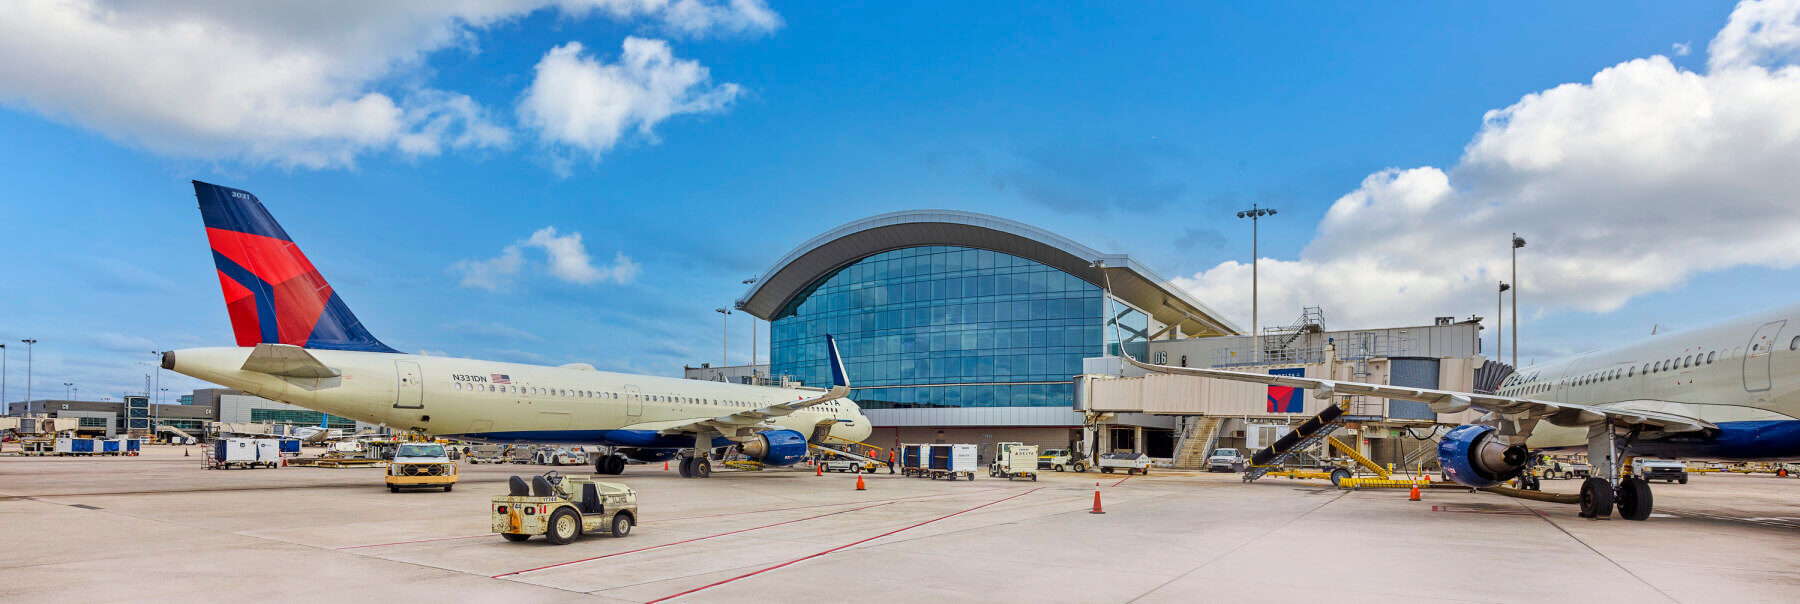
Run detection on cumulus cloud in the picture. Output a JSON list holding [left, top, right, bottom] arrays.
[[518, 38, 742, 173], [452, 226, 639, 290], [0, 0, 774, 168], [1177, 0, 1800, 331]]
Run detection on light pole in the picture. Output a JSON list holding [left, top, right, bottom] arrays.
[[714, 308, 731, 368], [742, 276, 759, 376], [1497, 282, 1510, 364], [64, 382, 73, 400], [1511, 234, 1526, 368], [20, 339, 36, 403], [149, 350, 165, 405], [1236, 205, 1277, 361], [1, 343, 7, 405]]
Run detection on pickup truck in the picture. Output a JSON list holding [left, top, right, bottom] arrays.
[[1037, 448, 1086, 472], [1638, 460, 1689, 484], [387, 443, 459, 492], [1207, 448, 1245, 473], [1537, 458, 1590, 479]]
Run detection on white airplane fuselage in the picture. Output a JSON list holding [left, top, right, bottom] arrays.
[[166, 347, 873, 450], [1497, 302, 1800, 459]]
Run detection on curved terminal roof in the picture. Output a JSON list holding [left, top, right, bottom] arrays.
[[736, 210, 1242, 337]]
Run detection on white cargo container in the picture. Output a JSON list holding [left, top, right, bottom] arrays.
[[54, 437, 99, 455], [208, 438, 280, 469], [925, 443, 979, 480]]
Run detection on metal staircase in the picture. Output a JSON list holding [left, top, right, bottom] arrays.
[[1172, 416, 1226, 470], [1260, 307, 1325, 361], [1243, 404, 1384, 482]]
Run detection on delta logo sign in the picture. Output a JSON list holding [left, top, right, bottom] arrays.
[[1267, 367, 1306, 413]]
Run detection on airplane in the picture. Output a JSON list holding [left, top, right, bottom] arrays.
[[161, 181, 872, 478], [1119, 302, 1800, 521]]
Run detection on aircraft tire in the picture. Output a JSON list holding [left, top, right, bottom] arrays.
[[1616, 477, 1653, 521], [1579, 477, 1614, 518], [693, 458, 711, 478], [677, 457, 693, 478]]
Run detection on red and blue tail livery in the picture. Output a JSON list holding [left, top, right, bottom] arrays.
[[193, 181, 396, 353]]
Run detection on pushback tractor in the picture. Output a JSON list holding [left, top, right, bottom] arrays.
[[493, 471, 637, 545]]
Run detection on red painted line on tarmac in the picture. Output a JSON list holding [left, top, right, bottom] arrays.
[[493, 501, 896, 578], [335, 534, 492, 549], [336, 488, 1001, 551], [645, 488, 1043, 603], [1112, 476, 1130, 487], [648, 487, 1009, 523]]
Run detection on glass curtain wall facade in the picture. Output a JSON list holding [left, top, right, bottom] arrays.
[[769, 245, 1146, 409]]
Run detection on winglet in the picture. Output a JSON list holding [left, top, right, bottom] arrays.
[[825, 334, 849, 388]]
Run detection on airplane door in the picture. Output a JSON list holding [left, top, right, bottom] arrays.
[[394, 361, 424, 409], [1744, 320, 1786, 392], [624, 385, 643, 417]]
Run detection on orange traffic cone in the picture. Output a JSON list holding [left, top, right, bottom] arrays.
[[816, 463, 824, 476], [184, 448, 190, 457], [1090, 482, 1106, 514], [1409, 483, 1422, 501], [663, 460, 670, 471], [855, 474, 866, 490], [281, 456, 287, 467]]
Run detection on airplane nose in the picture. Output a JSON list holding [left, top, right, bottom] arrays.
[[161, 350, 176, 370]]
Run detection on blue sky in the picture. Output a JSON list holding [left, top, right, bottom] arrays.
[[5, 0, 1799, 401]]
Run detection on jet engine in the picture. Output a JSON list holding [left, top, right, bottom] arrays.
[[738, 429, 810, 466], [1438, 424, 1529, 487]]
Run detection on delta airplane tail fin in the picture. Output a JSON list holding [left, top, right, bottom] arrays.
[[192, 181, 396, 353]]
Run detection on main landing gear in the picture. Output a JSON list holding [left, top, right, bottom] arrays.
[[1580, 420, 1654, 521], [678, 456, 711, 478], [594, 454, 626, 475]]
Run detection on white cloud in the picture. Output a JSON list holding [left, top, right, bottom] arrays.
[[1177, 0, 1800, 331], [1710, 0, 1800, 71], [1673, 42, 1692, 57], [452, 226, 638, 290], [0, 0, 774, 168], [518, 38, 742, 172]]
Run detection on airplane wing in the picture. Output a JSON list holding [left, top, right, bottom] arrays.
[[1117, 354, 1714, 434], [241, 343, 340, 378], [657, 334, 853, 437]]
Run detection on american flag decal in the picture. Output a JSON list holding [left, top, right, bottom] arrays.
[[492, 374, 511, 384]]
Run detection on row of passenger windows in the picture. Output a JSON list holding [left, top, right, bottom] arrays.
[[447, 381, 850, 413], [1498, 335, 1800, 397]]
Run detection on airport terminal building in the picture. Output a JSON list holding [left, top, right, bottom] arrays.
[[733, 211, 1242, 452]]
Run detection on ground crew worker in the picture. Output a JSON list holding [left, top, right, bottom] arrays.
[[887, 449, 897, 474]]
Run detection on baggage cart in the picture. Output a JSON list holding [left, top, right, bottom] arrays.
[[1097, 452, 1152, 475], [55, 437, 97, 456], [925, 443, 978, 480], [207, 438, 279, 469], [900, 444, 927, 477]]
